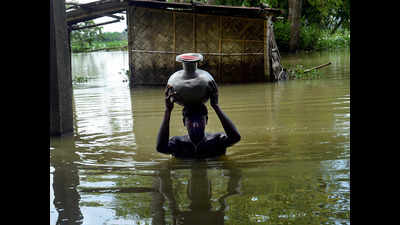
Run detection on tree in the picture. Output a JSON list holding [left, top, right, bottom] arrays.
[[71, 20, 104, 50], [288, 0, 302, 52], [264, 0, 349, 51], [329, 0, 350, 34], [302, 0, 350, 31]]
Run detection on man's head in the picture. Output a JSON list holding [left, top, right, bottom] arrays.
[[182, 104, 208, 143]]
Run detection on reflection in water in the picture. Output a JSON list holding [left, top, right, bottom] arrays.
[[50, 49, 350, 225], [153, 160, 241, 225], [50, 135, 83, 225]]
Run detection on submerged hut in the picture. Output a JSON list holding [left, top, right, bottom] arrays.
[[126, 0, 281, 86]]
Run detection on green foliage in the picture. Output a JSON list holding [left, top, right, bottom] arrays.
[[273, 20, 291, 52], [304, 0, 350, 30], [273, 18, 349, 52], [71, 40, 128, 53], [70, 20, 128, 53], [285, 64, 322, 80], [241, 0, 259, 7], [254, 0, 350, 52], [263, 0, 350, 41], [215, 0, 244, 6], [71, 21, 103, 50], [99, 31, 128, 42], [72, 75, 90, 84], [299, 22, 321, 50], [263, 0, 350, 31], [315, 29, 350, 50], [71, 25, 128, 53], [273, 20, 321, 52]]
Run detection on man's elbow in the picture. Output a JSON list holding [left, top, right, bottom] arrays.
[[156, 144, 164, 153], [156, 144, 169, 154], [231, 133, 241, 144], [156, 143, 164, 153]]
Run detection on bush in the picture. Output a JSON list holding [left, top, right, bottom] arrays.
[[299, 23, 321, 50], [273, 20, 353, 52], [71, 40, 128, 53], [273, 20, 291, 52], [315, 29, 350, 50]]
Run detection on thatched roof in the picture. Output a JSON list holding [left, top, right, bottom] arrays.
[[129, 0, 281, 18], [66, 0, 281, 25]]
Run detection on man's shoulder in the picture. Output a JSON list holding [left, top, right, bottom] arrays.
[[205, 132, 237, 147], [169, 135, 190, 144], [169, 133, 226, 145], [205, 132, 225, 139], [204, 132, 228, 144], [169, 132, 230, 148]]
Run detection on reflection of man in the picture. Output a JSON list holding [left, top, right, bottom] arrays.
[[156, 82, 241, 158], [154, 161, 241, 225]]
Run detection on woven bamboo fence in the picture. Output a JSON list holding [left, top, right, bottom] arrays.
[[127, 6, 272, 86]]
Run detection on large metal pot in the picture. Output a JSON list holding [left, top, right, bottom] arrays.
[[166, 53, 216, 107]]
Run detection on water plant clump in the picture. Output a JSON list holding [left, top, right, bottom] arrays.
[[118, 69, 129, 83], [72, 75, 90, 84], [286, 64, 322, 80]]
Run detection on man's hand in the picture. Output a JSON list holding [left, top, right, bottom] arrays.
[[165, 85, 176, 112], [210, 81, 219, 108]]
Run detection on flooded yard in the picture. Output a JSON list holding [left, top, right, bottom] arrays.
[[50, 48, 350, 224]]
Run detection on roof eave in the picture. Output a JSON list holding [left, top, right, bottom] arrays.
[[127, 0, 281, 18]]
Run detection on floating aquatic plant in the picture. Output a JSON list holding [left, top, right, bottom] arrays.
[[286, 64, 322, 80]]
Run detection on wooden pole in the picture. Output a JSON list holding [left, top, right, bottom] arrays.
[[173, 12, 176, 71], [70, 19, 121, 30], [304, 62, 331, 73], [127, 6, 135, 88], [50, 0, 73, 136], [264, 16, 271, 82], [218, 15, 222, 82], [193, 13, 197, 52]]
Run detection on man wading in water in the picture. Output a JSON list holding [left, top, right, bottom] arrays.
[[156, 83, 241, 158]]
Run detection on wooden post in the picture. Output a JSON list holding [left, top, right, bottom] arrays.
[[173, 12, 176, 71], [304, 62, 331, 73], [127, 6, 135, 88], [218, 16, 222, 82], [264, 16, 271, 82], [50, 0, 73, 136], [193, 13, 197, 52], [241, 39, 245, 82]]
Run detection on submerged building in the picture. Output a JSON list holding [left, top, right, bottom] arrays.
[[126, 0, 281, 85]]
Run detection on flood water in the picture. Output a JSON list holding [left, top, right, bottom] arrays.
[[50, 48, 350, 225]]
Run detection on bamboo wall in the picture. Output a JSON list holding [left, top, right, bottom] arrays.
[[127, 6, 270, 86]]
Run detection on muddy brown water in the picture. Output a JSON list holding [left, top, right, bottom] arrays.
[[50, 48, 350, 225]]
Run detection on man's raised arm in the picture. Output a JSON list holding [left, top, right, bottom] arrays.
[[156, 87, 175, 153], [209, 81, 241, 145]]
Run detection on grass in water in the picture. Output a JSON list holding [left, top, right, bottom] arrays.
[[285, 64, 322, 80]]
